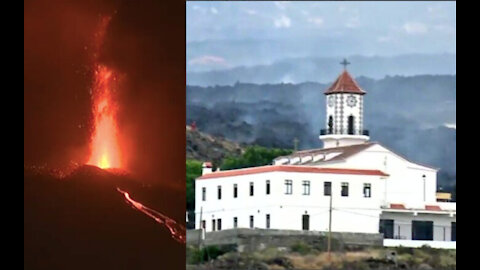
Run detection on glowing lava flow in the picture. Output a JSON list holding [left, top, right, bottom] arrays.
[[87, 65, 122, 169], [117, 188, 186, 244]]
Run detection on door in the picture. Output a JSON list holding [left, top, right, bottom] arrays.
[[412, 221, 433, 240], [302, 214, 310, 231], [451, 222, 456, 241], [379, 219, 394, 239]]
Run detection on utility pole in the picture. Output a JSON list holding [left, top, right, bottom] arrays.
[[328, 193, 333, 262], [197, 207, 203, 248], [423, 175, 426, 202]]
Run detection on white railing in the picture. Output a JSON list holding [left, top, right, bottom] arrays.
[[384, 239, 456, 249]]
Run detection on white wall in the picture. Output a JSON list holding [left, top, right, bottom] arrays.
[[315, 143, 438, 207], [320, 135, 369, 148], [195, 171, 385, 233], [384, 239, 456, 249]]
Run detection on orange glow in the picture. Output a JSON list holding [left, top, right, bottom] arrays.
[[86, 16, 123, 170], [87, 64, 122, 169], [117, 188, 186, 244]]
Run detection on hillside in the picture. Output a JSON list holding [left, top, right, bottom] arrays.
[[186, 126, 245, 165], [24, 165, 185, 270], [186, 75, 456, 188]]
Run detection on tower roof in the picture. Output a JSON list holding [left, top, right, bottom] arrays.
[[325, 70, 366, 95]]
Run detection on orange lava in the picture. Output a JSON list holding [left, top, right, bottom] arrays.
[[117, 187, 186, 244], [87, 64, 122, 169]]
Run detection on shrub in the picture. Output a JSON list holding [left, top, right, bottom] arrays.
[[221, 146, 293, 170], [291, 241, 312, 255], [186, 245, 233, 264]]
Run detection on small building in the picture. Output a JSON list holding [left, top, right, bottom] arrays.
[[194, 63, 456, 249]]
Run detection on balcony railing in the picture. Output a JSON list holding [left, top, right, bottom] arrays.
[[320, 129, 369, 136]]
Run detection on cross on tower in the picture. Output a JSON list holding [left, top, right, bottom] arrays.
[[293, 137, 299, 152], [340, 58, 350, 70]]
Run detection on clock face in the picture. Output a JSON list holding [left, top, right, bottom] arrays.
[[328, 96, 335, 107], [347, 95, 357, 107]]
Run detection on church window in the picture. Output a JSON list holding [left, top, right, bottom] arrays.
[[217, 219, 222, 231], [233, 217, 238, 228], [233, 184, 238, 198], [341, 182, 349, 197], [348, 115, 355, 135], [324, 182, 331, 196], [217, 185, 222, 200], [250, 182, 254, 196], [302, 181, 310, 195], [363, 183, 371, 198], [202, 187, 206, 201], [250, 215, 254, 228], [212, 219, 216, 231], [328, 116, 333, 134], [266, 180, 270, 195], [285, 180, 293, 194], [266, 214, 270, 229]]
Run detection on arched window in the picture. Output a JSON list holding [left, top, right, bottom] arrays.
[[328, 116, 333, 134], [348, 115, 355, 135]]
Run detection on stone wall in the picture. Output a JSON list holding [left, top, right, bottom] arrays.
[[187, 228, 383, 252]]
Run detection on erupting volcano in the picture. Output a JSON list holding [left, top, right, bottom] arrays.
[[87, 64, 122, 169], [26, 2, 186, 269]]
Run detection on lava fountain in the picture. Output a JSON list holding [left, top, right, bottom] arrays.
[[87, 64, 122, 169], [87, 16, 122, 169], [84, 15, 185, 244]]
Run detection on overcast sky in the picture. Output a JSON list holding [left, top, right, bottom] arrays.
[[186, 1, 455, 70]]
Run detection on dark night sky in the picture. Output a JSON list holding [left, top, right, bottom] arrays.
[[24, 0, 186, 190]]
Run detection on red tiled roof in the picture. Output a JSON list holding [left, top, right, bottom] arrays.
[[390, 203, 406, 210], [197, 165, 388, 180], [325, 70, 366, 95], [425, 205, 442, 211]]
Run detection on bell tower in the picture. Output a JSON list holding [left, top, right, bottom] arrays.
[[320, 59, 369, 148]]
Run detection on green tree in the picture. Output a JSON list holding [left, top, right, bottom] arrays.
[[221, 146, 293, 170], [186, 159, 202, 211]]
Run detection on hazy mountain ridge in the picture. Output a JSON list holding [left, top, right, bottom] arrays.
[[186, 75, 456, 188], [187, 54, 456, 86]]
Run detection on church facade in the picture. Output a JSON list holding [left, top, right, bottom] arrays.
[[194, 65, 456, 249]]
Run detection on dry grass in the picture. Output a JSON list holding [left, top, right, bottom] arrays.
[[286, 250, 381, 269]]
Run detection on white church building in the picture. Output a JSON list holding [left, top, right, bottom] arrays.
[[194, 64, 456, 249]]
